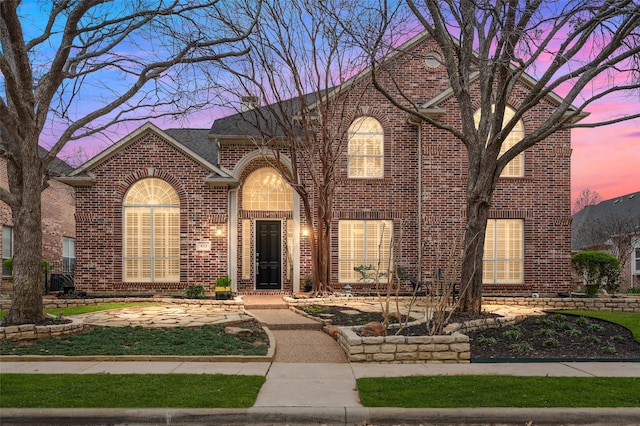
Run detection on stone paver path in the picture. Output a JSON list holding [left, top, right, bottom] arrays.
[[78, 305, 252, 327]]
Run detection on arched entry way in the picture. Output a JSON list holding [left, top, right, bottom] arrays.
[[228, 159, 301, 293]]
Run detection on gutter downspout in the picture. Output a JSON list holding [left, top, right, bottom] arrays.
[[417, 122, 423, 283]]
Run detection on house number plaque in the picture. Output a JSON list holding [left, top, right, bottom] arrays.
[[195, 241, 211, 251]]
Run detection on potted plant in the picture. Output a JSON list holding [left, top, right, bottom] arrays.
[[214, 275, 232, 300]]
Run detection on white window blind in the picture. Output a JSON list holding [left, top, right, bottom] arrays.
[[483, 219, 523, 284], [339, 220, 392, 283], [474, 106, 524, 177], [123, 179, 179, 282]]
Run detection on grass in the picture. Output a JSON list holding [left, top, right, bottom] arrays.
[[357, 376, 640, 408], [0, 323, 269, 356], [0, 303, 160, 320], [555, 310, 640, 342], [0, 374, 265, 408]]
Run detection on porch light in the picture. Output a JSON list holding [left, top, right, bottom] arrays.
[[211, 224, 225, 238], [302, 227, 309, 237]]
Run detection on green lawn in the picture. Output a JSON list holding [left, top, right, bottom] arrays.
[[0, 302, 161, 320], [0, 374, 265, 408], [556, 310, 640, 342], [357, 376, 640, 408]]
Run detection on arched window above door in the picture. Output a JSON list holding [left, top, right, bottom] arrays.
[[242, 167, 293, 211]]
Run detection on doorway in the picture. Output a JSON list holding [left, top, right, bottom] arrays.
[[256, 220, 281, 290]]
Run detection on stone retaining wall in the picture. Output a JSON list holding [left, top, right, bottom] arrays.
[[338, 326, 470, 363], [0, 317, 84, 341], [482, 296, 640, 312]]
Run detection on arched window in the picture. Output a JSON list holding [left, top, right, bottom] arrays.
[[123, 178, 180, 282], [348, 117, 384, 178], [242, 167, 293, 211], [473, 106, 524, 177]]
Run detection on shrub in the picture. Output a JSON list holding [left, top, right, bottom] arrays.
[[477, 335, 497, 345], [510, 343, 532, 353], [571, 251, 620, 297], [184, 285, 206, 299], [503, 326, 523, 340]]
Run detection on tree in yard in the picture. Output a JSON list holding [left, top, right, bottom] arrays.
[[0, 0, 261, 325], [573, 188, 602, 214], [348, 0, 640, 313], [216, 0, 371, 294]]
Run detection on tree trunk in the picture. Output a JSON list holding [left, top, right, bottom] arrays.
[[457, 180, 493, 314], [3, 154, 46, 325]]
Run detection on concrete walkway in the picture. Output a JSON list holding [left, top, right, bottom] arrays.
[[1, 297, 639, 425]]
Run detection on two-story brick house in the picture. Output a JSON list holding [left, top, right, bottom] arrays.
[[60, 33, 574, 296]]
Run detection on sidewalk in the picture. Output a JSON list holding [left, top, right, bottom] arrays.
[[1, 299, 639, 425]]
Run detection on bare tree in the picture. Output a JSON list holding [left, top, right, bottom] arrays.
[[347, 0, 640, 313], [215, 0, 371, 294], [0, 0, 260, 325], [573, 188, 602, 214]]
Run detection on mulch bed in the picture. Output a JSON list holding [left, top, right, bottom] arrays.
[[298, 305, 640, 360]]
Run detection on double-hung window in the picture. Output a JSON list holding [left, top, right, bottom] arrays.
[[483, 219, 524, 284], [339, 220, 392, 283], [633, 245, 640, 275]]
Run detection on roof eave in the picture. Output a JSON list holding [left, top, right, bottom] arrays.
[[204, 175, 239, 188], [54, 174, 96, 187]]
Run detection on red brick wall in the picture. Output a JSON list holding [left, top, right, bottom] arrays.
[[72, 36, 573, 296], [0, 157, 76, 294], [73, 130, 228, 294]]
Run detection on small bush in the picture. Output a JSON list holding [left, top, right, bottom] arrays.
[[544, 338, 559, 347], [603, 346, 617, 354], [565, 328, 582, 337], [536, 317, 553, 326], [571, 251, 620, 297], [611, 335, 625, 342], [537, 328, 556, 337], [184, 285, 206, 299], [510, 343, 532, 353], [574, 316, 591, 327], [477, 335, 497, 345], [588, 323, 604, 333], [584, 335, 601, 344], [503, 326, 523, 340]]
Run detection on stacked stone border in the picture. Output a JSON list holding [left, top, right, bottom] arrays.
[[0, 297, 242, 342], [288, 295, 640, 364]]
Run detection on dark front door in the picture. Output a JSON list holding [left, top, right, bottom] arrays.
[[256, 220, 281, 290]]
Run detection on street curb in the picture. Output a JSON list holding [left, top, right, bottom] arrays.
[[1, 407, 640, 425]]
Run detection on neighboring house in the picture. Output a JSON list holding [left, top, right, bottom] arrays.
[[0, 149, 76, 294], [60, 33, 574, 296], [572, 191, 640, 291]]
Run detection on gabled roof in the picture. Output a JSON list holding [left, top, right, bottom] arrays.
[[572, 191, 640, 251], [56, 122, 237, 187]]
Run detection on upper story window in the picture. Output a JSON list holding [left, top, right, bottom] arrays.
[[633, 245, 640, 275], [243, 167, 293, 211], [473, 106, 524, 177], [123, 178, 180, 282], [348, 117, 384, 178]]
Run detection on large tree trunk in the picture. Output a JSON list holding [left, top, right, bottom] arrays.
[[458, 175, 494, 314], [3, 143, 46, 325]]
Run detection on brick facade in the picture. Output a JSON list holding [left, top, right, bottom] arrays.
[[0, 157, 76, 294], [67, 34, 573, 296]]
